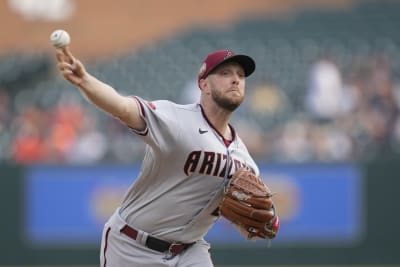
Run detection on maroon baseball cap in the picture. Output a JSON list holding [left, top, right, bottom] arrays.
[[197, 49, 256, 88]]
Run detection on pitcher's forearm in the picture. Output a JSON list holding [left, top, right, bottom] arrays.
[[78, 74, 126, 117], [78, 74, 142, 128], [53, 34, 145, 131]]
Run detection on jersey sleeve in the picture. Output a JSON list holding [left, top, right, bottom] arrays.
[[129, 96, 181, 151]]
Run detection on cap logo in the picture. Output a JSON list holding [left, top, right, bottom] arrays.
[[198, 62, 207, 78], [224, 50, 234, 59]]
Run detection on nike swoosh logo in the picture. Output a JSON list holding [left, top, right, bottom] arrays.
[[199, 128, 208, 134]]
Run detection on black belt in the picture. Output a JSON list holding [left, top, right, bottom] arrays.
[[120, 225, 194, 254]]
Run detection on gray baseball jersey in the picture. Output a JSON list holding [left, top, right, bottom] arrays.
[[119, 97, 259, 243]]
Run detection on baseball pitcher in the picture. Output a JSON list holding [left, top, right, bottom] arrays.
[[55, 42, 279, 267]]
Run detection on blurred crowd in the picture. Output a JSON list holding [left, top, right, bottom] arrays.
[[1, 51, 399, 165], [242, 53, 400, 163], [0, 87, 147, 165]]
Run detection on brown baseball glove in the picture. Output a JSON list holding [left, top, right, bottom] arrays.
[[220, 168, 279, 239]]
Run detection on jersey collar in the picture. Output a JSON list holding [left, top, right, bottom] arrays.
[[198, 104, 236, 147]]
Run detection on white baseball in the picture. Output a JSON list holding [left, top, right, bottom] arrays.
[[50, 29, 71, 48]]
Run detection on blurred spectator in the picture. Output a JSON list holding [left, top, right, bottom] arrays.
[[305, 58, 354, 120], [234, 119, 267, 160], [274, 117, 313, 162], [308, 124, 353, 161], [0, 88, 11, 161], [340, 56, 400, 157], [105, 118, 146, 164], [65, 111, 108, 165], [47, 99, 84, 162], [0, 88, 10, 128], [362, 56, 399, 150], [10, 106, 49, 163], [248, 82, 288, 116]]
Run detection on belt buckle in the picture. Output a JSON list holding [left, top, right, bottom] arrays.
[[168, 242, 183, 254]]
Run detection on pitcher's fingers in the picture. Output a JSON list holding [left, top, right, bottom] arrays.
[[58, 62, 72, 71], [61, 69, 73, 76], [56, 50, 66, 63], [61, 47, 74, 64]]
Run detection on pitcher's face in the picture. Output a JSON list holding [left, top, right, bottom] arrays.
[[207, 62, 246, 111]]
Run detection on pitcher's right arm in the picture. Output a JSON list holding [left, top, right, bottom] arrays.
[[55, 47, 145, 132]]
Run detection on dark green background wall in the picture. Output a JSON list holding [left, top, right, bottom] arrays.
[[1, 160, 399, 266]]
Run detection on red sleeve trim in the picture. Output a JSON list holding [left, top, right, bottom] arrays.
[[128, 96, 148, 136], [130, 96, 146, 118]]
